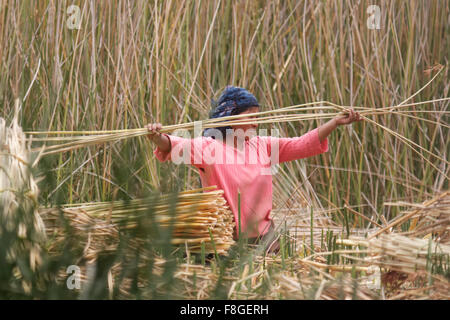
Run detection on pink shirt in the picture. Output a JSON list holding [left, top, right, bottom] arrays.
[[154, 128, 328, 238]]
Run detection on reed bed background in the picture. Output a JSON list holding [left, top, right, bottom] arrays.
[[0, 0, 448, 300]]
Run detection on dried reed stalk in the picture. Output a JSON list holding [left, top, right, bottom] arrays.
[[0, 112, 46, 293]]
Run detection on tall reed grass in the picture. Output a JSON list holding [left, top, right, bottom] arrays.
[[0, 0, 448, 300]]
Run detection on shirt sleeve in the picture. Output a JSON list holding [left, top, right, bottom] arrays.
[[264, 127, 329, 163], [153, 133, 214, 169]]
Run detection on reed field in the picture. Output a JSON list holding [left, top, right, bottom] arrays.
[[0, 0, 449, 300]]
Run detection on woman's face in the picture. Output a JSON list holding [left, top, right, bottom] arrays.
[[231, 106, 259, 134]]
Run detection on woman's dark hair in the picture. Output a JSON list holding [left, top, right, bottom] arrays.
[[203, 86, 259, 138]]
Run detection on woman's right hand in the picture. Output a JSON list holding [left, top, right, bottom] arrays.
[[146, 123, 171, 152], [146, 123, 163, 142]]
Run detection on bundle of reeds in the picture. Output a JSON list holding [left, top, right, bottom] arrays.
[[25, 101, 354, 155], [41, 204, 119, 261], [363, 234, 450, 275], [28, 96, 449, 147], [0, 112, 46, 292], [40, 186, 235, 257], [41, 188, 235, 298]]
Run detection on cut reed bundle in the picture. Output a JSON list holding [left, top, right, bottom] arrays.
[[40, 187, 235, 257], [367, 192, 449, 276], [26, 102, 346, 156], [41, 188, 235, 298], [365, 234, 450, 275]]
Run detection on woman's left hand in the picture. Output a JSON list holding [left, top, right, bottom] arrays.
[[335, 108, 363, 126]]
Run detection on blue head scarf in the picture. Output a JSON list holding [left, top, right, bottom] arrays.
[[203, 86, 259, 138]]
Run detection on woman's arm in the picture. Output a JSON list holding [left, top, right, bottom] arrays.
[[264, 127, 328, 163], [318, 109, 362, 142], [147, 122, 214, 168]]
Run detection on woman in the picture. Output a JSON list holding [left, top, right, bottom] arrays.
[[147, 86, 361, 253]]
